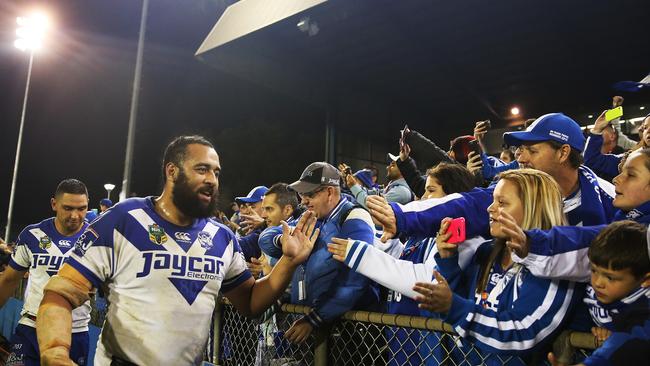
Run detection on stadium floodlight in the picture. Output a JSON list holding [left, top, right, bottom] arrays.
[[104, 183, 116, 200], [14, 13, 49, 51], [511, 107, 520, 116], [5, 12, 50, 241]]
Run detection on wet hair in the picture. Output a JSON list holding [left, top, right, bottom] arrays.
[[546, 140, 583, 169], [589, 220, 650, 279], [426, 163, 476, 194], [162, 135, 214, 179], [265, 183, 299, 212], [54, 179, 88, 198]]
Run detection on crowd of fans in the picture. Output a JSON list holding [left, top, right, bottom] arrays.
[[0, 95, 649, 365], [212, 96, 649, 365]]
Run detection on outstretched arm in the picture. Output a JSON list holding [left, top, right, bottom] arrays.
[[225, 212, 319, 317]]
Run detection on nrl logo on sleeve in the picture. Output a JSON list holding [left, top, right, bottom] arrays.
[[198, 231, 213, 250], [148, 224, 168, 245], [39, 236, 52, 249]]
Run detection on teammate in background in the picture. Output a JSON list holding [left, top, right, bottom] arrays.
[[36, 136, 318, 365], [0, 179, 90, 366]]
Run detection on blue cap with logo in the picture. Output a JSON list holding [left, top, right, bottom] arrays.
[[236, 186, 269, 203], [354, 169, 376, 189], [100, 198, 113, 207], [503, 113, 585, 151]]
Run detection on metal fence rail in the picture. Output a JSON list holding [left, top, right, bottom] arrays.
[[214, 303, 596, 366]]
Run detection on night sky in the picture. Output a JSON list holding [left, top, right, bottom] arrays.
[[1, 0, 329, 239], [1, 0, 649, 240]]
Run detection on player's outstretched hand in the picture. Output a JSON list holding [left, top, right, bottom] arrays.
[[41, 346, 77, 366], [367, 195, 397, 242], [413, 271, 452, 313], [280, 211, 319, 265]]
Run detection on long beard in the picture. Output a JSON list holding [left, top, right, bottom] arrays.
[[172, 171, 218, 218]]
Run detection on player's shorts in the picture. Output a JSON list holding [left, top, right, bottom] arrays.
[[6, 324, 89, 366]]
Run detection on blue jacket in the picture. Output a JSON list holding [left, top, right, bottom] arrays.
[[515, 200, 650, 282], [390, 165, 615, 242], [438, 240, 582, 363], [292, 198, 379, 327], [238, 228, 262, 261], [583, 133, 625, 182]]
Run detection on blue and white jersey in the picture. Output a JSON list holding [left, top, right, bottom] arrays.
[[585, 286, 650, 330], [9, 218, 91, 332], [67, 197, 251, 366]]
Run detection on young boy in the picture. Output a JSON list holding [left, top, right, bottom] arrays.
[[551, 220, 650, 365]]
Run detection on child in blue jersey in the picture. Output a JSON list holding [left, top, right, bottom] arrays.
[[548, 220, 650, 366], [413, 169, 581, 365]]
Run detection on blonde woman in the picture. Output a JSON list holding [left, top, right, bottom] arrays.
[[399, 170, 580, 363]]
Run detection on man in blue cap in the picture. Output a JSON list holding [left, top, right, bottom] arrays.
[[367, 113, 616, 245]]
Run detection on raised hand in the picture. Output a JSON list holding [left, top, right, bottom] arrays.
[[591, 110, 610, 134], [399, 142, 411, 161], [436, 218, 457, 259], [240, 211, 265, 231], [327, 237, 350, 262], [466, 151, 483, 175], [413, 271, 452, 313], [497, 210, 529, 258], [366, 195, 397, 242], [473, 120, 490, 142], [280, 211, 319, 265]]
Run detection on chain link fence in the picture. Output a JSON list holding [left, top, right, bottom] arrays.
[[213, 302, 596, 366]]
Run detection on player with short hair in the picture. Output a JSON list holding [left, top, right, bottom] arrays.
[[36, 135, 317, 365], [0, 179, 90, 366]]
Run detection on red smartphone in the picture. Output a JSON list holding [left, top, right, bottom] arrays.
[[445, 217, 466, 244]]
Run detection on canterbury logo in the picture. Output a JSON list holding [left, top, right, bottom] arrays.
[[174, 232, 192, 242]]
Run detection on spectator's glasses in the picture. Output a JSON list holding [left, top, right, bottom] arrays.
[[299, 186, 327, 199]]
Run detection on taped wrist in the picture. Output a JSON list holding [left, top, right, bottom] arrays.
[[43, 275, 92, 308]]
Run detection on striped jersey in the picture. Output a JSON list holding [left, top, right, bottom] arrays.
[[9, 217, 91, 332], [67, 197, 251, 365]]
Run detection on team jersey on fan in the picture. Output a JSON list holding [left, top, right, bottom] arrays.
[[67, 197, 251, 366], [9, 218, 91, 332]]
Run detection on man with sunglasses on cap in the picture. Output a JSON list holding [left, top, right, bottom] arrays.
[[281, 162, 379, 343]]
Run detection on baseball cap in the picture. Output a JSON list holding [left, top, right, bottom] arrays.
[[99, 198, 113, 207], [235, 186, 269, 203], [503, 113, 585, 151], [353, 169, 375, 189], [288, 162, 340, 194], [386, 153, 399, 164]]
